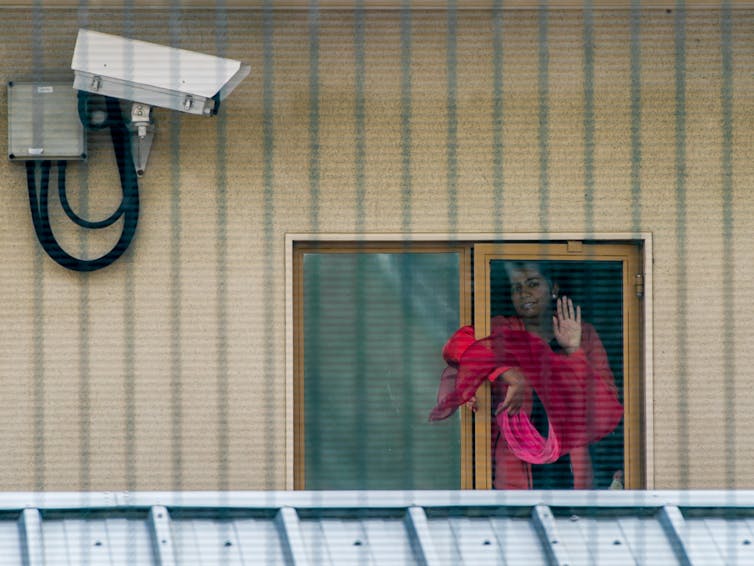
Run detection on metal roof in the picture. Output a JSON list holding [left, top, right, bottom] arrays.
[[3, 490, 754, 565]]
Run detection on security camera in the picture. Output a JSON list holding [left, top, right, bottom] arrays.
[[6, 29, 250, 273], [72, 29, 250, 175], [71, 29, 250, 117]]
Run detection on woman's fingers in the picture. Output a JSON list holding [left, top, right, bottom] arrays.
[[553, 296, 582, 354], [557, 296, 581, 322], [498, 400, 519, 416], [499, 384, 522, 415], [563, 296, 573, 320]]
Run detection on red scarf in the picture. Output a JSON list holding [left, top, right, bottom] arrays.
[[430, 325, 623, 462]]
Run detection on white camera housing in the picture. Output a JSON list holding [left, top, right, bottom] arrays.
[[71, 29, 250, 116]]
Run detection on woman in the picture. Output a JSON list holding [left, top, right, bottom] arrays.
[[430, 262, 623, 489]]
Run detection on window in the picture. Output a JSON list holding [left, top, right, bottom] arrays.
[[472, 243, 644, 489], [292, 239, 646, 490]]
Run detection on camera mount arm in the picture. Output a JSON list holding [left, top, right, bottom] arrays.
[[128, 102, 154, 177]]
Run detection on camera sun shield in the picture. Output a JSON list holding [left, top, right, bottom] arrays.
[[71, 29, 251, 116]]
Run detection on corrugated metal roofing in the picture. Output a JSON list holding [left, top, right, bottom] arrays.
[[3, 490, 754, 565]]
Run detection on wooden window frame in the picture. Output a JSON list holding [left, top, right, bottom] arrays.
[[291, 241, 473, 490], [285, 233, 653, 490], [472, 242, 645, 489]]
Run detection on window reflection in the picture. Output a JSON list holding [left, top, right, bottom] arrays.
[[303, 252, 462, 489]]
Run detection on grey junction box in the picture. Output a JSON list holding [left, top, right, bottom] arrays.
[[7, 81, 86, 161]]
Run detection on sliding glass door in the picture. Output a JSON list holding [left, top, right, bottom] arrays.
[[294, 240, 643, 490]]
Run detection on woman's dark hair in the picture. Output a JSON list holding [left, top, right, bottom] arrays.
[[503, 261, 555, 289]]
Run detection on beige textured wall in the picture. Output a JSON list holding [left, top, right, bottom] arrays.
[[0, 6, 752, 490]]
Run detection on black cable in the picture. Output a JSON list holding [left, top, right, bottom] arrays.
[[26, 96, 140, 272], [77, 90, 118, 130], [57, 160, 125, 229]]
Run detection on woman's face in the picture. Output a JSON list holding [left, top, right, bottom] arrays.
[[509, 266, 554, 321]]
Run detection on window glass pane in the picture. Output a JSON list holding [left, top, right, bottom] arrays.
[[304, 252, 461, 489], [489, 259, 624, 489]]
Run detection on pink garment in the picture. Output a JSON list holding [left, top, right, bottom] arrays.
[[430, 317, 623, 488], [499, 411, 560, 465]]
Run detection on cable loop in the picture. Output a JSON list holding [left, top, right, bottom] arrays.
[[25, 95, 140, 272]]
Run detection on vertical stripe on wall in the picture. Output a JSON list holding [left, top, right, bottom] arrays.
[[122, 2, 138, 494], [582, 1, 595, 237], [124, 255, 136, 492], [673, 1, 689, 489], [215, 2, 230, 492], [169, 7, 184, 491], [538, 4, 549, 232], [32, 0, 45, 492], [32, 227, 45, 491], [400, 1, 414, 485], [78, 234, 90, 492], [492, 0, 504, 235], [263, 3, 276, 488], [446, 1, 458, 235], [720, 0, 735, 488], [353, 3, 368, 483], [309, 2, 320, 233], [306, 5, 323, 489], [630, 0, 642, 234], [401, 2, 412, 233], [355, 3, 366, 234], [76, 6, 91, 492]]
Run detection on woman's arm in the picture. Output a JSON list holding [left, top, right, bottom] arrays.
[[580, 323, 618, 393]]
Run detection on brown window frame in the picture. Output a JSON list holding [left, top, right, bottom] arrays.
[[290, 236, 649, 490], [472, 241, 645, 489], [292, 241, 474, 489]]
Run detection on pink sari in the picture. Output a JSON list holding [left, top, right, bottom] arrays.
[[430, 321, 623, 487]]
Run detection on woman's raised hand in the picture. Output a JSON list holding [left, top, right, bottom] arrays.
[[553, 296, 581, 355]]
